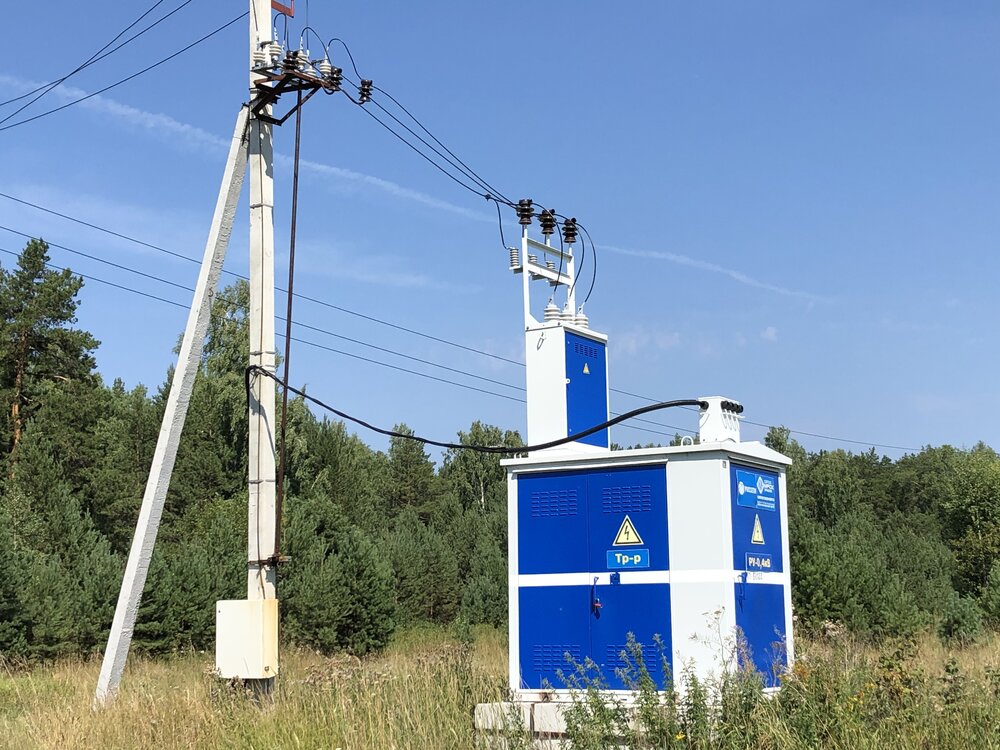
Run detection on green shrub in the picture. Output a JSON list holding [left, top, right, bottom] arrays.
[[937, 594, 983, 645]]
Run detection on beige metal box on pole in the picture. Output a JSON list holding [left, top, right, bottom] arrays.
[[215, 599, 279, 680]]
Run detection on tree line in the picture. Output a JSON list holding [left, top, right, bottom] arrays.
[[0, 239, 997, 660]]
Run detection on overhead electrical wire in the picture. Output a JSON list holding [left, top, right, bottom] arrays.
[[4, 233, 913, 450], [0, 24, 909, 451], [0, 11, 248, 133], [0, 223, 525, 394], [372, 85, 515, 206], [319, 41, 596, 302], [0, 0, 195, 120], [0, 233, 866, 446], [0, 191, 525, 366], [247, 363, 703, 454], [0, 198, 916, 451], [325, 38, 514, 207], [0, 245, 187, 310], [0, 228, 692, 438]]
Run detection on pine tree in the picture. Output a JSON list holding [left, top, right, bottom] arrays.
[[282, 493, 395, 655], [0, 509, 27, 655], [386, 425, 439, 518], [389, 507, 460, 624], [0, 239, 98, 458]]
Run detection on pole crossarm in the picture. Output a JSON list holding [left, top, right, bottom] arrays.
[[250, 64, 338, 125]]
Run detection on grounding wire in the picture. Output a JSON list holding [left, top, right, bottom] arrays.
[[0, 0, 195, 113], [247, 363, 704, 453], [0, 11, 248, 133]]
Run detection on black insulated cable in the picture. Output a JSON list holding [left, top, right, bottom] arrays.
[[246, 363, 706, 454]]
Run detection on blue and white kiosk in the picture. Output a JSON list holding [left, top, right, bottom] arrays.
[[502, 221, 794, 701]]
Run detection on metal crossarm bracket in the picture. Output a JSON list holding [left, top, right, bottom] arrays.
[[250, 70, 327, 125]]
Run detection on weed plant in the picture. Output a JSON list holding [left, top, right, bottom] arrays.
[[1, 627, 999, 749], [554, 632, 1000, 750]]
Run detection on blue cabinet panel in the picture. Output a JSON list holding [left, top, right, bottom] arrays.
[[518, 470, 590, 575], [591, 583, 672, 690], [734, 582, 787, 688], [587, 465, 668, 573], [517, 465, 673, 689], [565, 331, 608, 448], [519, 586, 591, 689], [731, 464, 783, 573]]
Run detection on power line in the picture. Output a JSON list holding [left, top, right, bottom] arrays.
[[0, 243, 537, 408], [0, 224, 526, 392], [0, 0, 195, 121], [0, 191, 525, 367], [0, 224, 193, 294], [0, 246, 187, 310], [0, 234, 694, 440], [0, 197, 917, 453], [0, 11, 247, 133], [323, 38, 513, 206], [739, 419, 918, 453]]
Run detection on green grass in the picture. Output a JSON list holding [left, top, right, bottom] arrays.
[[1, 628, 999, 749]]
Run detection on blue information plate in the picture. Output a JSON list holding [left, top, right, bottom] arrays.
[[735, 469, 777, 511], [745, 553, 773, 572], [607, 549, 650, 569]]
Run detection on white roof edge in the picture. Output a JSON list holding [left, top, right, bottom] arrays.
[[501, 440, 792, 471]]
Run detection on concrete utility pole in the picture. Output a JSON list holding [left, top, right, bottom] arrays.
[[245, 0, 279, 688], [96, 0, 284, 705], [94, 109, 249, 706], [97, 0, 338, 702]]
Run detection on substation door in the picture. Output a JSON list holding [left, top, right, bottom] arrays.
[[730, 463, 787, 688], [516, 464, 672, 690]]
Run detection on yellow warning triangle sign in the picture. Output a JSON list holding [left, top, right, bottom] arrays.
[[751, 514, 765, 545], [613, 515, 644, 546], [583, 362, 590, 375]]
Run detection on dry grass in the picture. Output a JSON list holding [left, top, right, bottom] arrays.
[[1, 628, 998, 749], [0, 626, 507, 750]]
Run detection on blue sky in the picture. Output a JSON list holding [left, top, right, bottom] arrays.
[[1, 1, 998, 460]]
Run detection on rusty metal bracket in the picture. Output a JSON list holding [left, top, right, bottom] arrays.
[[250, 69, 329, 125]]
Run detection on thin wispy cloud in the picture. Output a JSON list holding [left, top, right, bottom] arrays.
[[292, 157, 489, 222], [601, 244, 825, 302], [0, 76, 490, 222]]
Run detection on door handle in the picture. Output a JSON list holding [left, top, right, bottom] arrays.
[[591, 576, 603, 617]]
